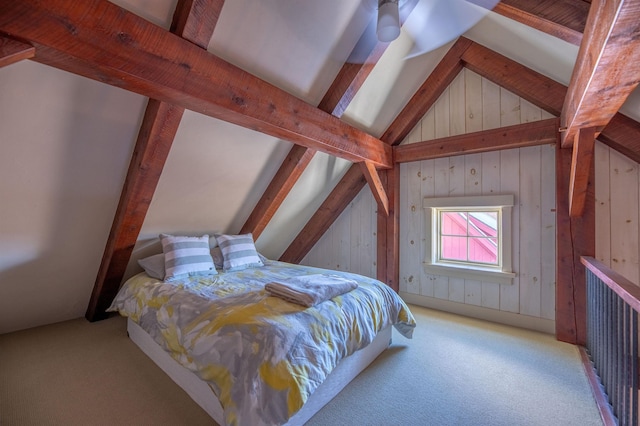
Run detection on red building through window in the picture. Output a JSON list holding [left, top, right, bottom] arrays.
[[440, 211, 498, 265]]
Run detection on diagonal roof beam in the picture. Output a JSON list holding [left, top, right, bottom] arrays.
[[460, 40, 640, 164], [240, 3, 420, 239], [560, 0, 640, 147], [360, 161, 389, 216], [0, 0, 391, 168], [86, 0, 224, 321], [240, 144, 315, 239], [0, 35, 35, 68], [279, 37, 474, 263], [494, 0, 588, 45]]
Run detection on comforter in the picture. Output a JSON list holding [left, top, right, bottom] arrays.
[[108, 260, 415, 426]]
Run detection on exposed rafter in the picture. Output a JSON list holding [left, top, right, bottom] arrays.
[[493, 0, 588, 45], [0, 0, 392, 168], [239, 145, 316, 239], [86, 0, 224, 322], [560, 0, 640, 147], [460, 40, 640, 164], [241, 2, 421, 240], [0, 35, 34, 68]]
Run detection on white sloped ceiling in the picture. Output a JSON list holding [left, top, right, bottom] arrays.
[[2, 0, 640, 334]]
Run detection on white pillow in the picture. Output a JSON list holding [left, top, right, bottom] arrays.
[[215, 233, 264, 272], [160, 234, 216, 281]]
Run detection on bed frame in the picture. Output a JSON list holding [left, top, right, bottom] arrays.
[[127, 318, 392, 425]]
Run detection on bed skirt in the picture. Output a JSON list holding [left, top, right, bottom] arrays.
[[127, 318, 392, 425]]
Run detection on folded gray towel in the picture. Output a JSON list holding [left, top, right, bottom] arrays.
[[265, 274, 358, 307]]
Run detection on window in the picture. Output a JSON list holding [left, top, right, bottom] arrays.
[[423, 195, 515, 284]]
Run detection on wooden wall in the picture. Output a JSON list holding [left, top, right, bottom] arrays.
[[303, 69, 558, 332], [301, 185, 378, 279], [595, 142, 640, 284]]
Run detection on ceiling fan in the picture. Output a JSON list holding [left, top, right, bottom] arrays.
[[349, 0, 500, 62]]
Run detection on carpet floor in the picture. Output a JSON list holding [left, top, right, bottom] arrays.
[[0, 304, 603, 425]]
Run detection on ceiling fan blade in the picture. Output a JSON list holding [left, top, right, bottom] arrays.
[[404, 0, 499, 59]]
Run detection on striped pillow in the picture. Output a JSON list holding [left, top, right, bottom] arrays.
[[160, 234, 216, 281], [215, 233, 264, 272]]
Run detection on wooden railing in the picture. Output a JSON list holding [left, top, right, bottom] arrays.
[[581, 256, 640, 426]]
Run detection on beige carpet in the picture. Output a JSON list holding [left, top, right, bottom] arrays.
[[0, 305, 603, 426]]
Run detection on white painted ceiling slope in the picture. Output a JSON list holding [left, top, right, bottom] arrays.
[[1, 0, 639, 333]]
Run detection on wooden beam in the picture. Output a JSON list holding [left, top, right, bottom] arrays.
[[568, 127, 596, 217], [599, 112, 640, 164], [493, 0, 588, 45], [461, 41, 566, 116], [376, 167, 400, 291], [318, 43, 388, 117], [170, 0, 223, 44], [87, 100, 185, 320], [461, 40, 640, 165], [381, 37, 473, 145], [360, 161, 389, 216], [0, 35, 35, 68], [239, 145, 316, 239], [561, 0, 640, 147], [317, 0, 418, 117], [0, 0, 392, 168], [241, 18, 401, 239], [280, 38, 473, 264], [85, 0, 223, 321], [394, 118, 559, 163], [556, 142, 594, 344], [279, 165, 367, 264]]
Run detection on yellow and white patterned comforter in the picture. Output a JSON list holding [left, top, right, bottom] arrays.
[[109, 260, 415, 426]]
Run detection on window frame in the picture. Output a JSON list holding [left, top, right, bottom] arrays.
[[423, 195, 516, 285]]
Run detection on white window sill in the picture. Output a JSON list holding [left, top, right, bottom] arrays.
[[423, 262, 516, 285]]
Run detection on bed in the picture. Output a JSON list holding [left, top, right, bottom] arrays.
[[108, 255, 415, 426]]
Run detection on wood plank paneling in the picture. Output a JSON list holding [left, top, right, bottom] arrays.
[[499, 87, 522, 314], [480, 77, 502, 310], [540, 144, 557, 320], [594, 142, 612, 265], [481, 149, 502, 310], [519, 146, 542, 317], [400, 125, 423, 295], [280, 165, 367, 264], [304, 70, 558, 327], [420, 110, 437, 298], [519, 100, 543, 318], [608, 148, 639, 283]]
